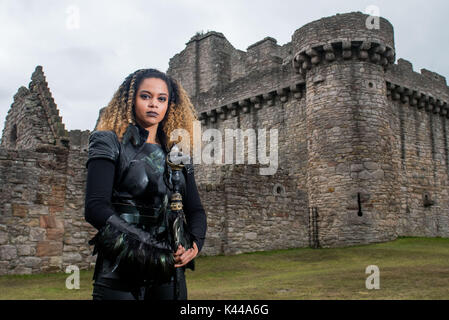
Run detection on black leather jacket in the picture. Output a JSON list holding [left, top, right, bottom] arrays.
[[86, 123, 197, 286], [87, 123, 189, 210]]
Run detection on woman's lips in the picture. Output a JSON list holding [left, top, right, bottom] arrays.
[[146, 111, 158, 117]]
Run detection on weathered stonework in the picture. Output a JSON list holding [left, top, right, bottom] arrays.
[[0, 11, 448, 275], [0, 68, 95, 275]]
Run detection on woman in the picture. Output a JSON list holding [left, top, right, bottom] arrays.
[[84, 68, 207, 300]]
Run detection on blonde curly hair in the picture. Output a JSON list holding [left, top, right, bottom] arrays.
[[95, 68, 198, 154]]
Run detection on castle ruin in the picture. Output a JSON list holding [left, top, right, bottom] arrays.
[[1, 12, 448, 275]]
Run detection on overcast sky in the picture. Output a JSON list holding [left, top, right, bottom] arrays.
[[1, 0, 448, 134]]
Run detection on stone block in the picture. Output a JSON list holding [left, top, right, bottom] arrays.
[[0, 261, 10, 275], [64, 237, 86, 245], [336, 163, 349, 174], [36, 241, 62, 257], [29, 206, 49, 216], [350, 164, 364, 172], [23, 256, 41, 268], [364, 162, 379, 170], [0, 245, 17, 260], [17, 244, 35, 256], [29, 227, 46, 241], [12, 204, 28, 218], [0, 231, 8, 245], [12, 266, 32, 275], [63, 252, 82, 264], [40, 216, 55, 228], [358, 170, 372, 180], [49, 256, 62, 268], [372, 169, 385, 180], [245, 232, 257, 240], [46, 228, 64, 241]]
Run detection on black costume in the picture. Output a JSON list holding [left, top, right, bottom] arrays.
[[84, 122, 207, 300]]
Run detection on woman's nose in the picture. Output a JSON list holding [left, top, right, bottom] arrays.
[[147, 98, 157, 108]]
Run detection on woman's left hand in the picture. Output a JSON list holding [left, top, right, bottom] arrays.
[[173, 242, 198, 268]]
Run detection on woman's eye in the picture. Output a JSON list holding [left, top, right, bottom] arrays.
[[159, 97, 167, 102], [140, 94, 150, 99]]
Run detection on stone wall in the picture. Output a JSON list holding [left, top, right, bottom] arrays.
[[386, 59, 449, 237], [0, 144, 95, 274], [0, 67, 96, 275]]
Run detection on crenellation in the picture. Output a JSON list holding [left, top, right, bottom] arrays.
[[421, 69, 447, 86], [198, 81, 305, 125], [397, 58, 413, 72], [386, 80, 449, 118]]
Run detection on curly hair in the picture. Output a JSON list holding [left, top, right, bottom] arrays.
[[95, 68, 198, 154]]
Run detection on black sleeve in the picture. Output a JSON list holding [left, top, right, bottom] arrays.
[[84, 158, 117, 230], [183, 167, 207, 253]]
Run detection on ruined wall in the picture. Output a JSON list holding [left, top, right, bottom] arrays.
[[0, 137, 95, 275], [0, 67, 95, 275], [1, 66, 69, 150]]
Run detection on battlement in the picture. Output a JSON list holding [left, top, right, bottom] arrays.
[[395, 58, 447, 87], [386, 58, 449, 115], [295, 12, 394, 47], [169, 12, 400, 113], [247, 36, 278, 51], [421, 69, 447, 86], [186, 31, 226, 44], [68, 129, 91, 148], [292, 12, 395, 76], [167, 31, 293, 104]]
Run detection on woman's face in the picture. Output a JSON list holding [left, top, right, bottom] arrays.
[[134, 77, 169, 129]]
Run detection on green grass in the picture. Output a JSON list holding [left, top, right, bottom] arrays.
[[1, 237, 448, 300]]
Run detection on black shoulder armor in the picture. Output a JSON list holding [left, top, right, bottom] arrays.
[[86, 130, 121, 168]]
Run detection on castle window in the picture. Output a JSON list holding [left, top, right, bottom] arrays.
[[10, 124, 17, 146], [357, 192, 363, 217], [273, 183, 286, 196]]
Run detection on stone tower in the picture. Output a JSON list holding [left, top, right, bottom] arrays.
[[292, 13, 398, 246]]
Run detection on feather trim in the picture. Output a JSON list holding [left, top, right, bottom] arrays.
[[90, 223, 175, 284]]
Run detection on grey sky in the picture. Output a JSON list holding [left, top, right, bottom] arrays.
[[1, 0, 448, 134]]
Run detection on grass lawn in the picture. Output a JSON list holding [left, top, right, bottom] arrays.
[[1, 237, 448, 300]]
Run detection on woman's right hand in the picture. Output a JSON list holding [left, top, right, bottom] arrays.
[[173, 243, 198, 267]]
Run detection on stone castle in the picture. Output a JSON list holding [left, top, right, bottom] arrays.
[[1, 12, 448, 275]]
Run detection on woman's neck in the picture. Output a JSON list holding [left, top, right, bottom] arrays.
[[135, 120, 159, 144]]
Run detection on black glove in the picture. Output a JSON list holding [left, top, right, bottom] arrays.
[[89, 214, 175, 283]]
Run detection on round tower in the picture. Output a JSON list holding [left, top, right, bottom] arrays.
[[292, 12, 399, 247]]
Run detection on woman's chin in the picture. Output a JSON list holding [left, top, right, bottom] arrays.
[[139, 119, 160, 128]]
